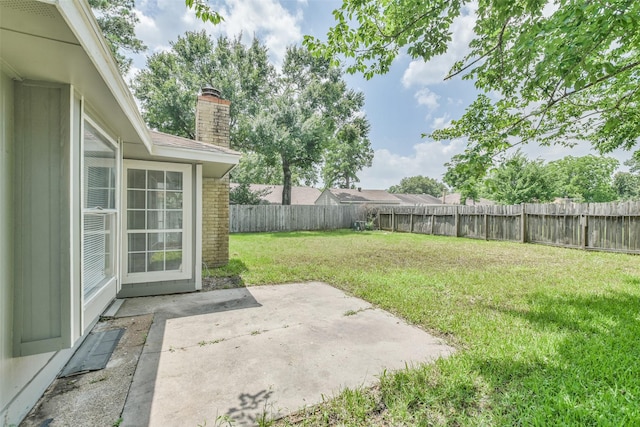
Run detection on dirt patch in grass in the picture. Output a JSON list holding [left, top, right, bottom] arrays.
[[201, 275, 245, 291]]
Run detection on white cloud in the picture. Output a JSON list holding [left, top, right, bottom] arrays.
[[358, 139, 467, 189], [133, 0, 303, 69], [358, 138, 635, 190], [430, 113, 451, 130], [217, 0, 302, 64], [401, 3, 477, 87], [520, 140, 633, 167], [414, 88, 440, 112]]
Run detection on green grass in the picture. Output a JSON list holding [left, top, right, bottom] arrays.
[[215, 230, 640, 425]]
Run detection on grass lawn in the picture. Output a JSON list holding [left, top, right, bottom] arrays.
[[210, 230, 640, 426]]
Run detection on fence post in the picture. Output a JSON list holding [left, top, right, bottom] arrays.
[[521, 203, 527, 243], [409, 210, 414, 233], [454, 206, 460, 237], [391, 209, 395, 232], [484, 213, 488, 241], [581, 203, 589, 249]]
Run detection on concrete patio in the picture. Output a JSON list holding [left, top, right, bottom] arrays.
[[23, 282, 454, 426]]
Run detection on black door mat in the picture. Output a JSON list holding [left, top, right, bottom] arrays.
[[59, 328, 124, 377]]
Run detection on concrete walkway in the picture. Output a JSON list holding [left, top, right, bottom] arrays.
[[117, 282, 454, 426]]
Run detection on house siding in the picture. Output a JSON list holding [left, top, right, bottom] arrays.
[[0, 74, 75, 427], [315, 190, 340, 206]]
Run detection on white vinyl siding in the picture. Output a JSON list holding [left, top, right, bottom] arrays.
[[122, 160, 192, 283]]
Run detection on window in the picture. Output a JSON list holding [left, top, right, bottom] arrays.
[[123, 161, 192, 283], [82, 121, 118, 300]]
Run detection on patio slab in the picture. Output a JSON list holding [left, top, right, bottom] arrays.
[[118, 282, 454, 426]]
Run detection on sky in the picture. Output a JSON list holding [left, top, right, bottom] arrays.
[[128, 0, 633, 190]]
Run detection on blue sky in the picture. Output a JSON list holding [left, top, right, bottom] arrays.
[[129, 0, 631, 189]]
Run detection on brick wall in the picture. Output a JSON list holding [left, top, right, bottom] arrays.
[[197, 92, 231, 266]]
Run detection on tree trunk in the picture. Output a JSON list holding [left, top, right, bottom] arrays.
[[345, 176, 351, 189], [282, 159, 292, 205]]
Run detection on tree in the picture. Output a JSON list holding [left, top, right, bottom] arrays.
[[612, 158, 640, 200], [229, 183, 271, 205], [482, 151, 555, 205], [230, 152, 283, 185], [306, 0, 640, 184], [613, 172, 640, 200], [248, 46, 371, 204], [248, 47, 334, 204], [388, 175, 447, 197], [322, 97, 373, 188], [184, 0, 223, 24], [547, 155, 619, 203], [133, 31, 274, 144], [89, 0, 146, 74]]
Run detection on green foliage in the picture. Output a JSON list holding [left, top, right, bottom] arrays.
[[249, 46, 371, 204], [88, 0, 146, 74], [230, 152, 283, 185], [614, 157, 640, 200], [483, 151, 555, 204], [227, 231, 640, 425], [547, 155, 619, 202], [322, 109, 373, 189], [388, 175, 447, 197], [307, 0, 640, 185], [229, 183, 272, 205], [134, 35, 371, 204], [133, 31, 274, 142], [184, 0, 224, 24], [613, 172, 640, 200]]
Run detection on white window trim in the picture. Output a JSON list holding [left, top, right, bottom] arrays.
[[122, 159, 193, 284], [80, 116, 119, 311]]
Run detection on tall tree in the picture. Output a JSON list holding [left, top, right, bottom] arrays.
[[547, 155, 619, 203], [306, 0, 640, 183], [613, 172, 640, 201], [89, 0, 146, 74], [248, 46, 341, 205], [132, 31, 274, 146], [482, 151, 555, 205], [322, 94, 373, 188], [388, 175, 447, 197]]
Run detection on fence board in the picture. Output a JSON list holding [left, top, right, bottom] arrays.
[[378, 202, 640, 255]]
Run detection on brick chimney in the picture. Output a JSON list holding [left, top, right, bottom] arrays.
[[197, 87, 231, 267]]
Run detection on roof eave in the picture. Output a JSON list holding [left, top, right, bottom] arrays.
[[152, 145, 241, 165], [56, 0, 153, 152]]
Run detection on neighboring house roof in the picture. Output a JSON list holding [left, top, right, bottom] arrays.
[[323, 188, 402, 204], [393, 193, 443, 205], [442, 193, 495, 205], [230, 184, 322, 205]]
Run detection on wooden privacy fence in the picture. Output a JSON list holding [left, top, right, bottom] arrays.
[[378, 202, 640, 254], [230, 204, 362, 233]]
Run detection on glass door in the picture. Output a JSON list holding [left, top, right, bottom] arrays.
[[122, 161, 192, 284]]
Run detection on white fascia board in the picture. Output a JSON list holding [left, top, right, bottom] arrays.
[[152, 145, 241, 166], [54, 0, 153, 152]]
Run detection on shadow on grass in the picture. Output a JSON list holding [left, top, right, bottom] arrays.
[[477, 291, 640, 424], [205, 258, 249, 277], [373, 291, 640, 425]]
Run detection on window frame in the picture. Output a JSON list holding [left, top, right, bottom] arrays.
[[80, 117, 119, 307], [122, 160, 193, 284]]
